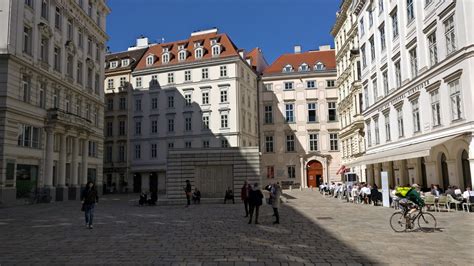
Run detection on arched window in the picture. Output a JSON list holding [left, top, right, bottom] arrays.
[[162, 53, 169, 64], [299, 63, 309, 72], [146, 55, 154, 66], [178, 50, 186, 61], [195, 48, 203, 59], [212, 45, 220, 56], [282, 64, 293, 73], [315, 62, 325, 71]]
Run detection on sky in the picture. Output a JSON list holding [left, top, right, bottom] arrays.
[[106, 0, 340, 64]]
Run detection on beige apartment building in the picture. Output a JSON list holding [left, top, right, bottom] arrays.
[[0, 0, 109, 204], [260, 46, 341, 188]]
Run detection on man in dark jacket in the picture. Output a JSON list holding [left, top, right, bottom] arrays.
[[81, 181, 99, 229], [241, 181, 250, 217], [184, 180, 192, 207], [248, 183, 263, 224]]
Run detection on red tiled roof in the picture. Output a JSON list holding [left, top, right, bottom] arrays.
[[245, 48, 259, 68], [263, 50, 336, 74], [135, 32, 240, 71]]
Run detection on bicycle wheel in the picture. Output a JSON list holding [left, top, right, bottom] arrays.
[[417, 212, 437, 232], [390, 212, 407, 232]]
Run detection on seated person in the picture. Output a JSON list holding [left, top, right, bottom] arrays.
[[463, 187, 474, 202], [192, 188, 201, 204], [224, 187, 234, 204], [139, 191, 148, 206]]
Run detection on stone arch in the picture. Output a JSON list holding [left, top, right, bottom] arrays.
[[451, 139, 470, 189]]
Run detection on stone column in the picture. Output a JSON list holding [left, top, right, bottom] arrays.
[[469, 133, 474, 189], [446, 159, 458, 189], [56, 133, 68, 201], [366, 164, 374, 185], [424, 160, 438, 186], [43, 129, 56, 200], [323, 157, 329, 184], [300, 157, 305, 188], [81, 138, 89, 186], [69, 136, 80, 200]]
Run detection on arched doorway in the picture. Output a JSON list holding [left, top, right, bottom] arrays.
[[462, 150, 471, 189], [440, 153, 449, 190], [307, 160, 323, 188]]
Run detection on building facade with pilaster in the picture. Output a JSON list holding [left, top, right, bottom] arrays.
[[0, 0, 109, 204], [351, 0, 473, 190]]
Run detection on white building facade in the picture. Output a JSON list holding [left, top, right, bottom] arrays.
[[331, 0, 366, 182], [261, 46, 341, 188], [0, 0, 109, 204], [352, 0, 474, 190]]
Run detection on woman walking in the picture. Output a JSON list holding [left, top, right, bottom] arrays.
[[271, 182, 282, 224], [248, 183, 263, 224], [81, 181, 99, 229]]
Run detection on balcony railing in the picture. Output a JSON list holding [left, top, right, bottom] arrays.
[[47, 108, 92, 128]]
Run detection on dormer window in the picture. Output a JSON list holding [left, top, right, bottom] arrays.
[[178, 50, 186, 61], [299, 63, 309, 72], [212, 45, 221, 57], [110, 61, 118, 68], [163, 47, 169, 53], [178, 44, 185, 50], [162, 53, 170, 64], [121, 59, 130, 67], [194, 42, 202, 48], [146, 55, 154, 66], [315, 62, 325, 71], [195, 48, 203, 59], [282, 64, 293, 73], [210, 39, 217, 45]]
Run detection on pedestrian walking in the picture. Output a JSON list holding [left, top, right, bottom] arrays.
[[81, 181, 99, 229], [248, 183, 263, 224], [271, 182, 282, 224], [241, 181, 250, 217], [184, 180, 192, 207]]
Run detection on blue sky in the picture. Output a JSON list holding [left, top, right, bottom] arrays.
[[106, 0, 340, 64]]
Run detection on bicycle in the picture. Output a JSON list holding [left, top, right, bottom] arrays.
[[390, 205, 437, 232]]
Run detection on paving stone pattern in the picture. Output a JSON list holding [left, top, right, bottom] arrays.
[[0, 190, 473, 265]]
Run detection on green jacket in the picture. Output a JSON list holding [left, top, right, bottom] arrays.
[[405, 188, 425, 208]]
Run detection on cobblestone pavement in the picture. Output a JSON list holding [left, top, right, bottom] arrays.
[[0, 190, 473, 265]]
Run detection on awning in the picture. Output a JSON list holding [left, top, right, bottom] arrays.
[[347, 134, 462, 167]]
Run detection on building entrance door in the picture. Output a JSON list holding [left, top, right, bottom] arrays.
[[307, 160, 323, 188], [149, 173, 158, 193], [133, 173, 142, 193]]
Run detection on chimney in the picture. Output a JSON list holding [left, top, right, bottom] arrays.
[[319, 45, 331, 51], [294, 45, 301, 54], [136, 36, 149, 48]]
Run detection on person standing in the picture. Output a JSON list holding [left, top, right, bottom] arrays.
[[184, 180, 192, 207], [248, 183, 263, 224], [81, 181, 99, 229], [241, 181, 250, 217], [271, 182, 282, 224]]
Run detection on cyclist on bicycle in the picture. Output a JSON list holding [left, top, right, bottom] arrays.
[[395, 184, 424, 227]]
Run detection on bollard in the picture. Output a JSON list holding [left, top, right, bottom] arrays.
[[290, 185, 292, 191]]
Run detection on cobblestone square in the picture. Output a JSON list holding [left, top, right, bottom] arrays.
[[0, 190, 473, 265]]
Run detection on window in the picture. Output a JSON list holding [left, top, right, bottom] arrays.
[[96, 11, 101, 26], [110, 61, 117, 68], [367, 121, 372, 147], [315, 62, 325, 70], [151, 144, 157, 158], [425, 0, 433, 7], [372, 79, 378, 102], [299, 63, 309, 71], [286, 134, 295, 152], [221, 114, 228, 128], [151, 75, 158, 85], [106, 121, 113, 137], [202, 140, 210, 148], [168, 142, 174, 149], [25, 0, 33, 8], [409, 47, 418, 78], [105, 146, 112, 163], [66, 54, 73, 77], [39, 83, 46, 108], [195, 48, 203, 59], [40, 37, 49, 63], [55, 7, 61, 30], [330, 133, 339, 151], [220, 90, 228, 103], [76, 61, 83, 84], [53, 89, 59, 109], [146, 55, 154, 66], [394, 61, 401, 88], [221, 138, 229, 148], [360, 18, 365, 36], [78, 29, 83, 49], [87, 37, 92, 55], [17, 124, 41, 149], [374, 118, 380, 144], [94, 73, 100, 95], [21, 74, 31, 103], [87, 1, 92, 16], [119, 121, 126, 136], [202, 92, 209, 105], [212, 45, 220, 56], [307, 80, 316, 88], [327, 80, 335, 87], [369, 36, 375, 61], [284, 82, 294, 90], [178, 50, 186, 61], [202, 116, 209, 129], [135, 99, 141, 111], [264, 83, 273, 91], [391, 10, 399, 38], [379, 0, 384, 12], [119, 97, 126, 110], [285, 104, 295, 123], [168, 96, 174, 108], [162, 53, 169, 64], [41, 0, 48, 20], [86, 67, 93, 88], [168, 119, 174, 132], [361, 44, 367, 68], [184, 94, 192, 106], [220, 66, 227, 77], [445, 16, 456, 54], [184, 70, 191, 82], [309, 133, 319, 151], [167, 73, 174, 84], [308, 103, 317, 122], [283, 64, 293, 72], [368, 8, 373, 27], [264, 105, 273, 124], [428, 32, 438, 66], [118, 145, 125, 162], [88, 141, 98, 157], [265, 136, 274, 153], [383, 71, 389, 95], [431, 90, 441, 126], [407, 0, 415, 22], [266, 166, 274, 179], [202, 68, 209, 79], [135, 77, 142, 88], [385, 113, 391, 141], [118, 77, 125, 87], [449, 80, 462, 120], [287, 166, 296, 179], [107, 98, 113, 111], [121, 59, 129, 67], [379, 24, 386, 51], [151, 97, 158, 109], [185, 117, 192, 131], [23, 26, 32, 55], [328, 102, 337, 122], [412, 100, 420, 132], [134, 144, 141, 159]]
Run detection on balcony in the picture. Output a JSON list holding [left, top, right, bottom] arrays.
[[47, 108, 92, 130]]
